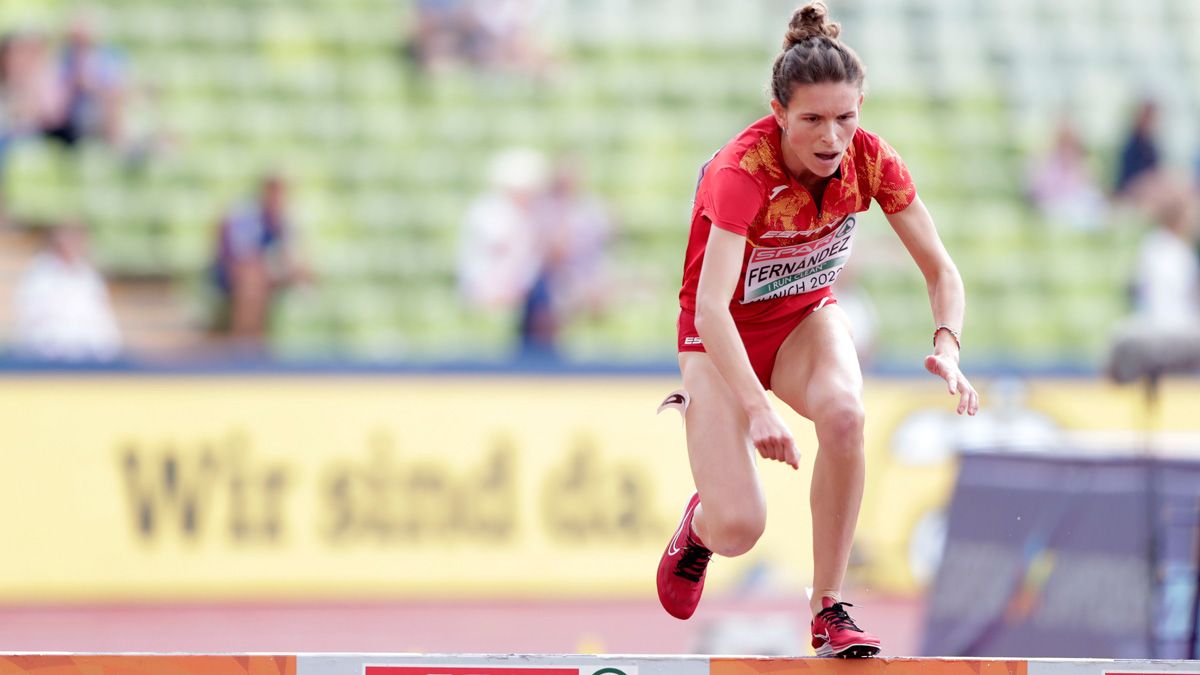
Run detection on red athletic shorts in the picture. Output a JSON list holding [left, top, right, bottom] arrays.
[[677, 294, 837, 391]]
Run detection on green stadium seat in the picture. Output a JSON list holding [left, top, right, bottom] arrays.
[[123, 5, 187, 48], [271, 287, 340, 358], [3, 142, 78, 224], [184, 5, 251, 49]]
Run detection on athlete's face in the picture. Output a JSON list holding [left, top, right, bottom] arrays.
[[771, 82, 863, 181]]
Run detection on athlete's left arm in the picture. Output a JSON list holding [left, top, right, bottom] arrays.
[[885, 196, 980, 416]]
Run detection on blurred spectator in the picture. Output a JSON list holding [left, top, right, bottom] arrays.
[[1114, 99, 1161, 199], [10, 222, 121, 361], [211, 175, 310, 350], [536, 157, 615, 323], [1025, 118, 1107, 231], [43, 13, 128, 148], [402, 0, 550, 78], [0, 31, 60, 130], [0, 31, 65, 164], [458, 148, 550, 355], [473, 0, 551, 76], [1130, 175, 1200, 328], [403, 0, 479, 76]]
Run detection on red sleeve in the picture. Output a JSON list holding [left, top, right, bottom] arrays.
[[700, 167, 762, 236], [872, 137, 917, 214]]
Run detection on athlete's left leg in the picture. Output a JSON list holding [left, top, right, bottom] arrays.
[[769, 305, 879, 656], [770, 304, 864, 613]]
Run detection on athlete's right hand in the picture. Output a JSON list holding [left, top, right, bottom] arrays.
[[748, 406, 800, 470]]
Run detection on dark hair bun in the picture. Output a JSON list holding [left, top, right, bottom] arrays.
[[783, 2, 841, 49]]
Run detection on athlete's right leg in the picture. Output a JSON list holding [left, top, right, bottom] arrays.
[[658, 351, 767, 620], [678, 351, 767, 558]]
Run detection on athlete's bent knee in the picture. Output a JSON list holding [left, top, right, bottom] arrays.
[[815, 396, 865, 451], [705, 511, 766, 557]]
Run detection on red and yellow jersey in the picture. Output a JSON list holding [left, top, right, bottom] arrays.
[[678, 115, 916, 323]]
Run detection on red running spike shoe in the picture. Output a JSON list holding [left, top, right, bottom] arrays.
[[811, 597, 882, 658], [656, 492, 712, 620]]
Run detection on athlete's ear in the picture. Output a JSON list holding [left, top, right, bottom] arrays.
[[857, 92, 864, 110], [770, 99, 787, 129]]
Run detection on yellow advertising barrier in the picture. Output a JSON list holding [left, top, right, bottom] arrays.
[[0, 375, 1194, 602]]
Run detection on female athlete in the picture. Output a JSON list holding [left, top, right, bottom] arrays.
[[656, 1, 980, 658]]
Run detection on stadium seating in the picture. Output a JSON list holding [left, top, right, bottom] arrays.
[[3, 0, 1191, 368]]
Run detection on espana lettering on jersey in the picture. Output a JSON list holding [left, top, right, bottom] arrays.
[[742, 216, 856, 303]]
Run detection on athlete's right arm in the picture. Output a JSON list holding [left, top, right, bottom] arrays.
[[694, 225, 800, 470]]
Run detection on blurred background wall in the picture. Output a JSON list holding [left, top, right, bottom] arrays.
[[0, 0, 1198, 660]]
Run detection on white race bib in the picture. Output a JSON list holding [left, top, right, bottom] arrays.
[[742, 216, 856, 304]]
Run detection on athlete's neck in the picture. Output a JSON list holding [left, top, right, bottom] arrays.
[[779, 128, 833, 203]]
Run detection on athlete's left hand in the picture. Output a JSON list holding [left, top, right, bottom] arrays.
[[924, 353, 979, 416]]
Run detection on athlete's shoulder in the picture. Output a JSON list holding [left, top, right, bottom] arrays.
[[851, 126, 916, 212], [851, 125, 888, 153], [708, 115, 784, 183], [852, 126, 908, 165]]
